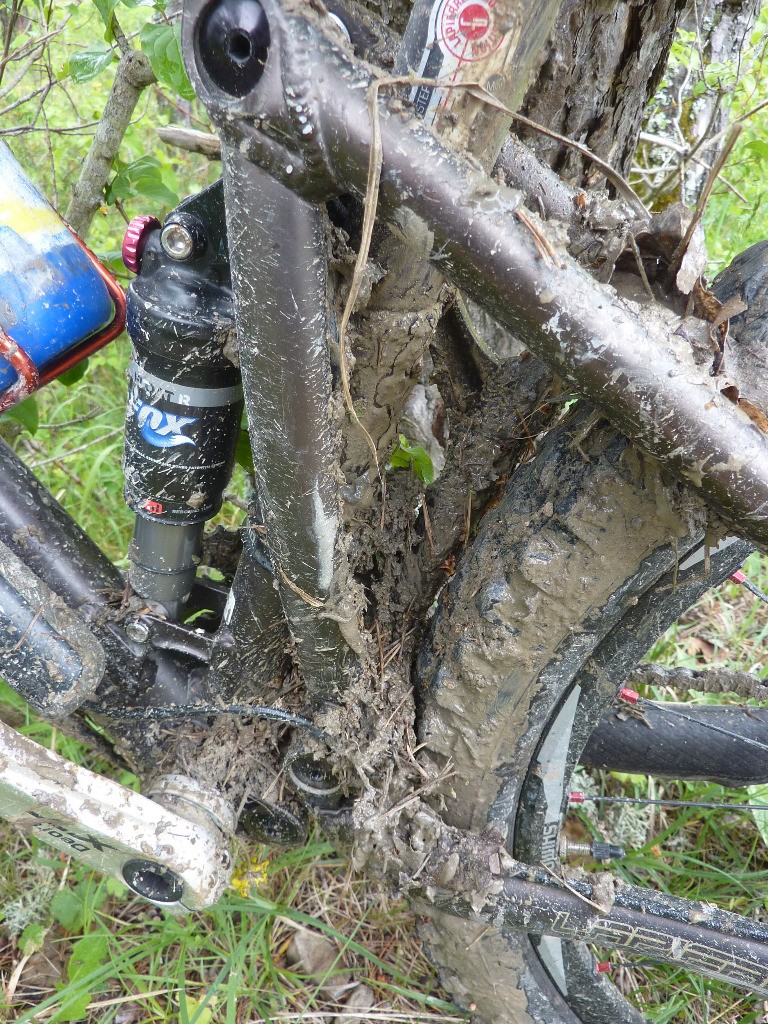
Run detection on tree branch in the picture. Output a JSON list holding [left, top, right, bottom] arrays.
[[65, 46, 156, 237], [157, 124, 221, 159]]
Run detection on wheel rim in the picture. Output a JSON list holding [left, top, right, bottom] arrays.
[[510, 535, 754, 1022]]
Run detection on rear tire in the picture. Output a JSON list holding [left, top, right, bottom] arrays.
[[415, 408, 751, 1023]]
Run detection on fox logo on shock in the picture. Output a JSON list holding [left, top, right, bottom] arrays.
[[134, 400, 197, 449]]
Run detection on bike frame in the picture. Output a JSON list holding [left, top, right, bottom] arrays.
[[184, 0, 768, 546], [2, 0, 768, 993]]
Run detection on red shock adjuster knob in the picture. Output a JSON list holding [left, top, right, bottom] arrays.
[[122, 215, 161, 274]]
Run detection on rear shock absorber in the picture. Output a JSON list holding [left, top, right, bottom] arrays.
[[122, 181, 243, 620]]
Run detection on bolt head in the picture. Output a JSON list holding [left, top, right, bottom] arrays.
[[161, 222, 196, 261], [126, 620, 150, 644], [197, 0, 270, 98], [122, 858, 184, 903]]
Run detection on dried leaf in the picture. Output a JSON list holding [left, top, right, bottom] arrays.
[[15, 932, 65, 1002], [286, 931, 352, 998], [115, 1007, 144, 1024], [738, 396, 768, 434], [686, 636, 715, 662], [333, 984, 377, 1024], [719, 383, 768, 433], [712, 295, 748, 330], [692, 279, 723, 323]]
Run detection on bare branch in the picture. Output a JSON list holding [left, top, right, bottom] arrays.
[[0, 46, 46, 101], [0, 0, 23, 89], [157, 124, 221, 159], [65, 49, 156, 237], [0, 83, 49, 119]]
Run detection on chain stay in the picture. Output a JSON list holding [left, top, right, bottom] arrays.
[[404, 819, 768, 996]]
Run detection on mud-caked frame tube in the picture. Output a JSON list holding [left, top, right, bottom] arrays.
[[181, 0, 768, 553]]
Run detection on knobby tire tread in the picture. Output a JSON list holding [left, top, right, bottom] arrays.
[[416, 408, 753, 1024]]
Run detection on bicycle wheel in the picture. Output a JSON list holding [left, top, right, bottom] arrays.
[[415, 406, 756, 1023]]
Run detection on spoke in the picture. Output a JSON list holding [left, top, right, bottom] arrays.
[[570, 792, 768, 813], [619, 687, 768, 754], [645, 703, 768, 754], [730, 568, 768, 605]]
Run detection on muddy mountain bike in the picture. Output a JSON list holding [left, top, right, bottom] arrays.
[[4, 0, 768, 1021]]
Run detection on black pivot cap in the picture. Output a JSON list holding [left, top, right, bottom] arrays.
[[198, 0, 270, 98]]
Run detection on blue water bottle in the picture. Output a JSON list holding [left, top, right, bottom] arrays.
[[0, 142, 125, 410]]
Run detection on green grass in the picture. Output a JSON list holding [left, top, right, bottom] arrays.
[[1, 808, 460, 1022]]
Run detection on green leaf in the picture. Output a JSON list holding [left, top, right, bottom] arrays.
[[410, 446, 435, 485], [104, 876, 127, 898], [97, 250, 129, 276], [67, 44, 115, 83], [5, 396, 39, 435], [19, 923, 46, 955], [91, 0, 119, 33], [68, 934, 109, 982], [106, 155, 178, 207], [235, 427, 254, 474], [57, 360, 90, 388], [184, 606, 216, 624], [53, 990, 92, 1022], [51, 889, 85, 932], [748, 784, 768, 847], [140, 21, 195, 101], [389, 434, 435, 486], [389, 434, 414, 470], [52, 934, 110, 1022], [180, 994, 216, 1024]]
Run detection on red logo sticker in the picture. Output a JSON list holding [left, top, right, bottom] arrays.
[[142, 499, 164, 515], [439, 0, 503, 62]]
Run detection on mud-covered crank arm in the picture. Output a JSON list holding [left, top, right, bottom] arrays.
[[0, 716, 233, 910], [181, 0, 768, 549]]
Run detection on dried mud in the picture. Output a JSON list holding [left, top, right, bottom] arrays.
[[411, 411, 707, 1022]]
